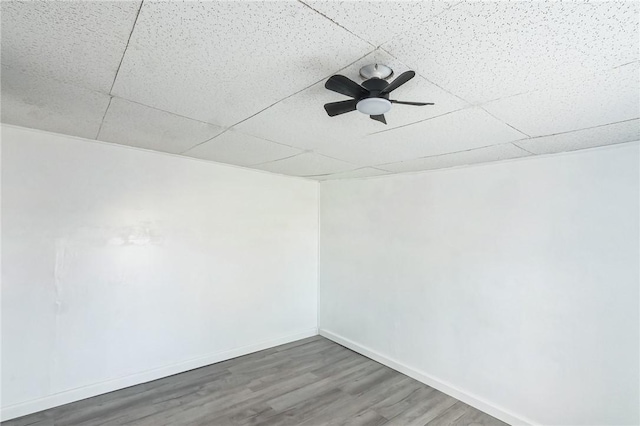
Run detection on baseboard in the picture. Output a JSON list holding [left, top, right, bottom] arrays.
[[319, 329, 536, 426], [1, 328, 318, 421]]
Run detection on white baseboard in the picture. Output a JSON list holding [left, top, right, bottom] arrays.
[[319, 329, 536, 426], [1, 328, 318, 422]]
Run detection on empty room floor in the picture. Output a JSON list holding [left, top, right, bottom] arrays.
[[3, 336, 507, 426]]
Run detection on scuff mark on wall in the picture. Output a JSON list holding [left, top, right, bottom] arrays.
[[54, 223, 165, 248], [107, 223, 164, 246], [54, 239, 66, 314], [51, 238, 67, 398]]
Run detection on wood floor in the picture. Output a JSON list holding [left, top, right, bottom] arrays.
[[3, 336, 508, 426]]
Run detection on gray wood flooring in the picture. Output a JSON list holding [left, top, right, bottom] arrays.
[[3, 336, 508, 426]]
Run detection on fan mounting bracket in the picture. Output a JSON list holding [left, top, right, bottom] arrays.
[[359, 64, 393, 80]]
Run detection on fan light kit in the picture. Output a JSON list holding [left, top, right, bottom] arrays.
[[356, 98, 391, 115], [324, 64, 434, 125]]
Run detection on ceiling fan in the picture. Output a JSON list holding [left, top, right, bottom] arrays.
[[323, 64, 434, 125]]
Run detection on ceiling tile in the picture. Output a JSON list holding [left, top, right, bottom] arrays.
[[98, 97, 224, 154], [515, 119, 640, 155], [1, 66, 110, 139], [184, 130, 304, 167], [308, 167, 391, 181], [304, 1, 454, 47], [310, 107, 526, 166], [379, 143, 531, 173], [235, 50, 468, 151], [483, 62, 640, 137], [252, 153, 356, 177], [384, 1, 639, 104], [1, 1, 140, 92], [111, 0, 373, 127]]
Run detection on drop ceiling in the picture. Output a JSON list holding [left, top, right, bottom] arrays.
[[2, 1, 638, 180]]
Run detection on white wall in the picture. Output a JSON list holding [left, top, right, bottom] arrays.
[[319, 142, 639, 426], [4, 125, 638, 425], [1, 125, 319, 420]]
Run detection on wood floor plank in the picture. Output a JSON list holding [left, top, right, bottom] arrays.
[[1, 412, 54, 426], [309, 351, 369, 379], [340, 410, 389, 426], [426, 401, 509, 426], [298, 375, 420, 425], [266, 361, 383, 413], [2, 337, 509, 426], [382, 389, 458, 426], [227, 401, 276, 425], [210, 373, 322, 421], [257, 387, 351, 426], [56, 369, 243, 426], [339, 367, 400, 397], [371, 385, 436, 420]]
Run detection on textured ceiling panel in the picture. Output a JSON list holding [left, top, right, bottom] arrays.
[[379, 143, 531, 173], [307, 108, 526, 166], [111, 0, 373, 127], [184, 130, 304, 167], [304, 1, 454, 47], [236, 50, 468, 151], [384, 1, 639, 104], [1, 66, 110, 139], [1, 1, 140, 92], [515, 120, 640, 155], [308, 167, 391, 181], [1, 0, 636, 179], [253, 153, 356, 177], [483, 62, 640, 137], [98, 98, 224, 154]]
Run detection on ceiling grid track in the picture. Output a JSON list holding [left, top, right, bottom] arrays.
[[367, 109, 463, 136], [94, 96, 113, 140], [94, 0, 144, 141], [108, 0, 144, 95], [297, 0, 376, 49], [510, 142, 536, 155], [375, 142, 530, 168], [478, 107, 531, 138]]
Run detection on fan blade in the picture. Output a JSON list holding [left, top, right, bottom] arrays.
[[325, 75, 369, 99], [390, 100, 434, 106], [370, 114, 387, 124], [380, 71, 415, 94], [324, 99, 358, 117]]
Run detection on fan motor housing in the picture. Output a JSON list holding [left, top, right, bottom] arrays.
[[359, 64, 393, 80], [361, 78, 390, 97]]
